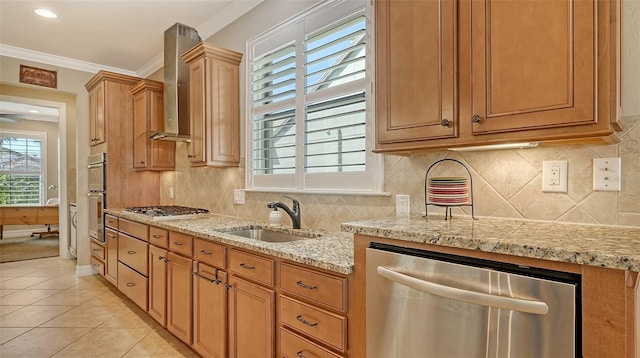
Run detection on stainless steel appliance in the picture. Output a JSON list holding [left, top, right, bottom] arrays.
[[88, 153, 105, 242], [125, 205, 209, 220], [366, 243, 581, 357]]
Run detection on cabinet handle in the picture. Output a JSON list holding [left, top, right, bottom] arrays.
[[193, 271, 221, 284], [152, 234, 162, 238], [92, 248, 101, 252], [187, 155, 195, 158], [126, 282, 135, 287], [295, 315, 318, 327], [127, 250, 136, 255], [296, 351, 307, 358], [91, 264, 100, 268], [440, 118, 451, 127], [471, 114, 482, 123], [200, 250, 212, 256], [173, 241, 183, 246], [158, 256, 165, 261], [239, 263, 255, 270], [296, 281, 318, 290]]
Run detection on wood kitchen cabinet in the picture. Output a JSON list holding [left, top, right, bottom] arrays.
[[148, 244, 168, 327], [182, 43, 243, 167], [104, 228, 118, 285], [85, 71, 161, 208], [88, 81, 105, 146], [375, 0, 621, 153], [167, 251, 193, 345], [131, 79, 175, 171], [193, 262, 228, 358]]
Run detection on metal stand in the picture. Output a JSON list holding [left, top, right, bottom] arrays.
[[424, 158, 477, 220]]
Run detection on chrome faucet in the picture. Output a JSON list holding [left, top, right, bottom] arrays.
[[267, 195, 301, 229]]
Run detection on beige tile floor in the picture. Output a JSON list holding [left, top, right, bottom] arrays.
[[0, 257, 200, 357]]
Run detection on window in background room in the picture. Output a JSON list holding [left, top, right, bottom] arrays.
[[0, 131, 47, 205], [246, 0, 383, 193]]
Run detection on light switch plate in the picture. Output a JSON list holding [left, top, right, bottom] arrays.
[[542, 160, 568, 193], [233, 189, 245, 204], [593, 158, 621, 191]]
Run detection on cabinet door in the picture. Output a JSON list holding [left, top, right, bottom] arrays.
[[105, 228, 118, 285], [228, 275, 275, 358], [148, 245, 167, 327], [188, 57, 207, 165], [132, 92, 149, 169], [193, 263, 227, 358], [207, 58, 240, 166], [376, 0, 456, 145], [89, 81, 106, 146], [470, 0, 595, 134], [167, 252, 193, 345]]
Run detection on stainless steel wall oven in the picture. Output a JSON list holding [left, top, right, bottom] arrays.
[[88, 153, 106, 243]]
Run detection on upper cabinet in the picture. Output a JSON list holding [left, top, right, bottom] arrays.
[[88, 81, 106, 146], [182, 43, 243, 167], [375, 0, 621, 153], [131, 79, 175, 171]]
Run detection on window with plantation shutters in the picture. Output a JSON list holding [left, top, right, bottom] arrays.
[[0, 131, 46, 205], [247, 0, 383, 193]]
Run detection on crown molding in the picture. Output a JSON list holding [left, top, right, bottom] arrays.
[[0, 44, 136, 76]]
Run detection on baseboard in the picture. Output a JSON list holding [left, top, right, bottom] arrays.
[[76, 264, 96, 277]]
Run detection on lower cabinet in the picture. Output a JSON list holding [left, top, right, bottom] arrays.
[[193, 262, 227, 358], [117, 262, 148, 310], [105, 228, 118, 285], [228, 275, 275, 358], [148, 245, 168, 327], [167, 251, 193, 345]]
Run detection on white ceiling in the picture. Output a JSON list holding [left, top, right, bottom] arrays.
[[0, 0, 263, 77]]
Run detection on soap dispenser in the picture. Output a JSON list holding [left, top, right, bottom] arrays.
[[269, 208, 282, 226]]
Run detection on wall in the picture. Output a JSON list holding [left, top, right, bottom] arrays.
[[0, 56, 93, 266], [160, 0, 640, 232]]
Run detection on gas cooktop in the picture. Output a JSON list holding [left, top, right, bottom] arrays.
[[125, 206, 210, 220]]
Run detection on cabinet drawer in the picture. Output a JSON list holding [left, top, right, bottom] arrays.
[[280, 327, 343, 358], [193, 239, 225, 268], [105, 214, 118, 229], [119, 218, 148, 241], [228, 249, 274, 287], [118, 233, 149, 276], [280, 296, 347, 352], [149, 226, 168, 249], [280, 263, 347, 312], [169, 232, 193, 257], [90, 256, 105, 276], [117, 262, 148, 311], [90, 241, 105, 260]]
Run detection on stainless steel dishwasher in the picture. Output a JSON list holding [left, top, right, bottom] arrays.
[[366, 243, 581, 357]]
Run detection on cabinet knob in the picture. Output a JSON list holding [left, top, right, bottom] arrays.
[[471, 114, 482, 124], [440, 119, 451, 127]]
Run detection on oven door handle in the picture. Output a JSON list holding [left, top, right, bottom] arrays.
[[87, 192, 104, 198], [376, 266, 549, 315]]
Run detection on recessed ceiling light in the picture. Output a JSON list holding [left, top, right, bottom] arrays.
[[34, 9, 57, 19]]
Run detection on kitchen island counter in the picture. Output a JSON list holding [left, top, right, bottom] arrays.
[[341, 216, 640, 272], [105, 209, 354, 274]]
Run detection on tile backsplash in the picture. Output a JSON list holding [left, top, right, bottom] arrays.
[[161, 116, 640, 231]]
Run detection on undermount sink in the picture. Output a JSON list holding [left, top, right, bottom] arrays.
[[224, 228, 315, 243]]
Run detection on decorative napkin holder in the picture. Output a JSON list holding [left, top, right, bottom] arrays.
[[424, 158, 476, 220]]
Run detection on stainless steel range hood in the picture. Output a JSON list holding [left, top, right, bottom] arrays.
[[150, 23, 201, 142]]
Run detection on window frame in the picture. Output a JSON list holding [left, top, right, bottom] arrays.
[[245, 0, 384, 195], [0, 129, 48, 206]]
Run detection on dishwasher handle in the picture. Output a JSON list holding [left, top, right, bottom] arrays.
[[377, 266, 549, 315]]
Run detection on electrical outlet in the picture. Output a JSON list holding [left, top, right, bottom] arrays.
[[233, 189, 245, 204], [396, 194, 410, 218], [593, 158, 621, 191], [542, 160, 568, 193]]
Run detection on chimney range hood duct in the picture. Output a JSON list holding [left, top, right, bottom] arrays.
[[150, 23, 201, 141]]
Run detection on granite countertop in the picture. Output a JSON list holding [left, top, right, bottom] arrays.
[[106, 209, 354, 274], [341, 216, 640, 272]]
